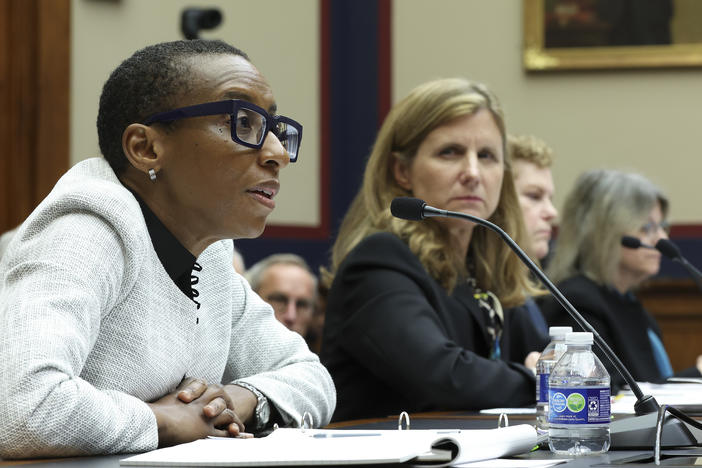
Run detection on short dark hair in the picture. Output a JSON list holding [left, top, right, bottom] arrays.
[[97, 39, 249, 174]]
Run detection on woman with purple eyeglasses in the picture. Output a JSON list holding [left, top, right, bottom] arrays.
[[0, 39, 334, 459]]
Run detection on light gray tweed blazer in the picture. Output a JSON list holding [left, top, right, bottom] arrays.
[[0, 158, 335, 459]]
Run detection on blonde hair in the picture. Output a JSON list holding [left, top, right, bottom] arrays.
[[324, 78, 539, 307], [508, 134, 554, 172], [548, 169, 669, 285]]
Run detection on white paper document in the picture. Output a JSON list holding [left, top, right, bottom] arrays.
[[612, 382, 702, 414], [456, 459, 568, 468], [120, 424, 537, 467], [666, 377, 702, 384], [480, 407, 537, 415]]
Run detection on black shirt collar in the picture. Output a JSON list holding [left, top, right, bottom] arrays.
[[128, 188, 196, 298]]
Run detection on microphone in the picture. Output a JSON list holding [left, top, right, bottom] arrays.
[[656, 238, 682, 260], [656, 238, 702, 293], [621, 236, 655, 250], [390, 196, 426, 221], [622, 235, 702, 293], [391, 197, 702, 448]]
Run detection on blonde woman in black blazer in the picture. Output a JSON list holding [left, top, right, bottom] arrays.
[[321, 79, 545, 422]]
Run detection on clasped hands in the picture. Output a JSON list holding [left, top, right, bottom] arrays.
[[147, 377, 258, 447]]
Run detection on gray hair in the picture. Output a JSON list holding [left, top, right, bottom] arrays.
[[548, 169, 668, 285], [245, 253, 317, 292]]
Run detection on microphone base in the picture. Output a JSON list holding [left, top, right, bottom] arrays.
[[611, 413, 702, 449]]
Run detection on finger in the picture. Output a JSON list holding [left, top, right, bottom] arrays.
[[233, 429, 254, 439], [213, 384, 236, 411], [210, 427, 231, 438], [212, 408, 238, 428], [524, 351, 540, 369], [177, 378, 208, 403], [203, 396, 227, 418], [228, 421, 241, 437], [213, 408, 245, 434]]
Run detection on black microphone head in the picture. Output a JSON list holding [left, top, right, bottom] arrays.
[[390, 197, 426, 221], [621, 236, 642, 249], [655, 238, 681, 260]]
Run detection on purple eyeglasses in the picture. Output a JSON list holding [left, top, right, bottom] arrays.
[[143, 99, 302, 162]]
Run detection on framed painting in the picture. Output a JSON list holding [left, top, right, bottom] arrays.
[[523, 0, 702, 71]]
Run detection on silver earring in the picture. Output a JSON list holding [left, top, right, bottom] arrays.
[[148, 169, 157, 181]]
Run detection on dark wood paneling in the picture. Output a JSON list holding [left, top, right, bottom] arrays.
[[0, 1, 9, 229], [7, 1, 37, 228], [638, 278, 702, 373], [35, 0, 70, 202], [0, 0, 69, 233]]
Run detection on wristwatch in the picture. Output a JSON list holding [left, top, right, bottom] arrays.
[[236, 382, 270, 431]]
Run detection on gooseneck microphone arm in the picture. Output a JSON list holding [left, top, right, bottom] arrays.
[[391, 197, 657, 415], [391, 197, 702, 448], [655, 238, 702, 294]]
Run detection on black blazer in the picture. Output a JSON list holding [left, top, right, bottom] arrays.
[[540, 274, 700, 391], [321, 232, 543, 422]]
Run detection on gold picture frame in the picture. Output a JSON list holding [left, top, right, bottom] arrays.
[[523, 0, 702, 71]]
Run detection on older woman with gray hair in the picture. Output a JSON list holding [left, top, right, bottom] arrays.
[[541, 169, 702, 391]]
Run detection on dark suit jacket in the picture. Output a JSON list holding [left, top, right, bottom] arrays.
[[503, 300, 549, 362], [321, 232, 543, 422], [540, 274, 700, 392]]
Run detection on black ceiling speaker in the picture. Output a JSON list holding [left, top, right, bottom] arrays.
[[181, 7, 223, 40]]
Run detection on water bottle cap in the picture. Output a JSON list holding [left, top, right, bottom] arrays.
[[548, 326, 573, 338], [565, 331, 593, 345]]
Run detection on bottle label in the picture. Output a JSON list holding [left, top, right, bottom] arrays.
[[548, 387, 610, 424], [537, 373, 550, 403]]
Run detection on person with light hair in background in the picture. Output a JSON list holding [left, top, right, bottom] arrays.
[[506, 134, 558, 335], [509, 135, 557, 263], [246, 253, 318, 341], [541, 169, 702, 392], [321, 78, 547, 422]]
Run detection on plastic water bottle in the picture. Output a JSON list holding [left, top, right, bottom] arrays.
[[535, 326, 572, 430], [548, 332, 611, 455]]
